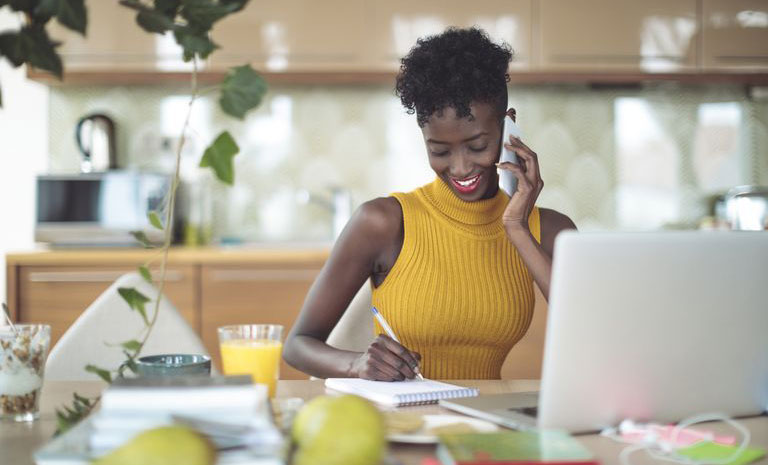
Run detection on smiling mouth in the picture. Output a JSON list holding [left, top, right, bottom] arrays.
[[450, 174, 482, 193]]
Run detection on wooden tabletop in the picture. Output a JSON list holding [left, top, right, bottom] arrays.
[[2, 380, 766, 465]]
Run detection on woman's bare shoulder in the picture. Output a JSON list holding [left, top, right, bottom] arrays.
[[338, 197, 403, 253], [352, 197, 402, 234]]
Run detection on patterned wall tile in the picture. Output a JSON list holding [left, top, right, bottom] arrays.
[[48, 82, 768, 240]]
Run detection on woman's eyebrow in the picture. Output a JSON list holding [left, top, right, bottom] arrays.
[[427, 132, 489, 144]]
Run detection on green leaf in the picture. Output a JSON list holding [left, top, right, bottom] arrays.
[[117, 287, 151, 325], [136, 9, 176, 34], [173, 25, 217, 61], [148, 210, 164, 229], [220, 0, 249, 13], [37, 0, 87, 35], [138, 265, 153, 284], [219, 64, 267, 119], [130, 230, 156, 248], [123, 356, 139, 374], [54, 393, 98, 436], [179, 0, 239, 31], [18, 25, 62, 78], [156, 0, 181, 17], [120, 340, 142, 352], [85, 364, 113, 383], [0, 32, 24, 67], [200, 131, 239, 185], [9, 0, 36, 12]]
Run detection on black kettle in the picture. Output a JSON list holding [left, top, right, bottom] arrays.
[[75, 113, 117, 173]]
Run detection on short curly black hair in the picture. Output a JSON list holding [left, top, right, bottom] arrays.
[[395, 27, 513, 127]]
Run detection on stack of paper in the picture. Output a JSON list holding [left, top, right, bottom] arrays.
[[35, 375, 284, 465]]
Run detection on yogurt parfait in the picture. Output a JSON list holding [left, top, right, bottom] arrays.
[[0, 324, 51, 421]]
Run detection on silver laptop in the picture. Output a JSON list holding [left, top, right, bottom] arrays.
[[441, 231, 768, 433]]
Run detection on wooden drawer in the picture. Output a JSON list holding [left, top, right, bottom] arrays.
[[17, 265, 198, 348], [201, 262, 325, 380]]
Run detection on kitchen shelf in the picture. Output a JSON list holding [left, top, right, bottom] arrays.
[[27, 69, 768, 87]]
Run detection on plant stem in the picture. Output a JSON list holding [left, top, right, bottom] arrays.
[[138, 57, 199, 350]]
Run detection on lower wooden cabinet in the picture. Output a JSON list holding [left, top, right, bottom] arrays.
[[200, 262, 325, 380], [15, 265, 198, 348], [6, 250, 329, 381]]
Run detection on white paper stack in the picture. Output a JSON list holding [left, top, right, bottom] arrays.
[[35, 375, 284, 465]]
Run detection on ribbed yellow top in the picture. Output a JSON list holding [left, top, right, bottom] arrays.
[[371, 178, 540, 379]]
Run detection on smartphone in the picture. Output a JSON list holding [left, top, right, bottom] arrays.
[[499, 110, 522, 196]]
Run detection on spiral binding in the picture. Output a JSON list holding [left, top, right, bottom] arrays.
[[395, 388, 479, 406]]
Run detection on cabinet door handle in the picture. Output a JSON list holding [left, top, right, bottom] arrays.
[[28, 270, 184, 283], [210, 269, 320, 282]]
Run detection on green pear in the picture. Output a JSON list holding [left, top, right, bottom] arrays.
[[92, 425, 216, 465], [292, 395, 386, 465]]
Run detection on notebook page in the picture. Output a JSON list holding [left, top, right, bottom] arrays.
[[325, 378, 478, 406]]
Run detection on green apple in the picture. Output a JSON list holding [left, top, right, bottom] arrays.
[[292, 394, 386, 465], [92, 425, 216, 465]]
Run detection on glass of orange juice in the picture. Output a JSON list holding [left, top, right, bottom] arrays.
[[217, 324, 283, 398]]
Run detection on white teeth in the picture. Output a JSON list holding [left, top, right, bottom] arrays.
[[455, 175, 479, 187]]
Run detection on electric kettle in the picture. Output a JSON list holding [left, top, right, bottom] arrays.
[[75, 113, 117, 173]]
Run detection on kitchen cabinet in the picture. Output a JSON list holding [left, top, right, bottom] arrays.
[[208, 1, 368, 72], [538, 0, 698, 72], [44, 1, 193, 73], [5, 248, 330, 380], [367, 0, 534, 71], [29, 0, 768, 85], [701, 0, 768, 70], [14, 265, 198, 348], [200, 262, 325, 380]]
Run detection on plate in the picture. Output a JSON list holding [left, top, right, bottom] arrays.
[[387, 414, 499, 444]]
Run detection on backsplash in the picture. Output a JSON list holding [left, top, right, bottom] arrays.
[[48, 82, 768, 241]]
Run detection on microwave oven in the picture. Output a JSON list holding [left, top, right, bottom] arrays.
[[35, 172, 174, 247]]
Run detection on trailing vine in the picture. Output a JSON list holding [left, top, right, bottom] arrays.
[[0, 0, 266, 434]]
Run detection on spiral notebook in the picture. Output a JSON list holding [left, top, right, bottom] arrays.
[[325, 378, 479, 407]]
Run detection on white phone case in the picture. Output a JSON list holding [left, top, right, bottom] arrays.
[[499, 115, 522, 196]]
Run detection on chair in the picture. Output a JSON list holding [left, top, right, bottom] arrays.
[[325, 279, 374, 352], [45, 272, 209, 381]]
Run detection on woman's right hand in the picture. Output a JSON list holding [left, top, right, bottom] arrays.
[[350, 335, 422, 381]]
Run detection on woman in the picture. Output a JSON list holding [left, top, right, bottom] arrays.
[[283, 27, 576, 381]]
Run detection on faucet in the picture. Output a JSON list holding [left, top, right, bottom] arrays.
[[296, 187, 353, 240]]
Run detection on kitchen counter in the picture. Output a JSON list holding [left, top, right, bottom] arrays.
[[5, 244, 332, 266]]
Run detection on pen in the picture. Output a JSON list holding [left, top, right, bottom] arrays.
[[370, 306, 424, 380]]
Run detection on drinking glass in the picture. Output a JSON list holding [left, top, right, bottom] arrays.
[[0, 324, 51, 422], [218, 325, 283, 398]]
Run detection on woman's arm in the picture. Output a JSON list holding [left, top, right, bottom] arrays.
[[506, 208, 576, 299], [497, 136, 576, 300], [282, 198, 420, 380]]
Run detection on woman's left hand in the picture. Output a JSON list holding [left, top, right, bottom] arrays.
[[497, 136, 544, 233]]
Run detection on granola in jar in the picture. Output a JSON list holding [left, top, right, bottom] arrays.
[[0, 324, 51, 421]]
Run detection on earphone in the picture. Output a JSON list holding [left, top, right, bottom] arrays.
[[601, 413, 752, 465]]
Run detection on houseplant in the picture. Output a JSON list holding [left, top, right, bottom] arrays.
[[0, 0, 268, 432]]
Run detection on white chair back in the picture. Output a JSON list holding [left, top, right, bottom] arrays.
[[45, 272, 209, 381], [325, 280, 374, 352]]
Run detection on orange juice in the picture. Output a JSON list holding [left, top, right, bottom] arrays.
[[220, 339, 282, 397]]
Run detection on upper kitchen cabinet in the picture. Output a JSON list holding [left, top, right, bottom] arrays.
[[367, 0, 533, 71], [207, 1, 368, 73], [702, 0, 768, 70], [43, 1, 193, 74], [538, 0, 698, 72]]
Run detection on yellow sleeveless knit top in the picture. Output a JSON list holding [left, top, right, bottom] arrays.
[[371, 178, 540, 379]]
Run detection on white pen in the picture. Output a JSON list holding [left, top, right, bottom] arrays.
[[370, 306, 424, 380]]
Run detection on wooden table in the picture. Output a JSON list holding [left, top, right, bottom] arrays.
[[2, 380, 766, 465]]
